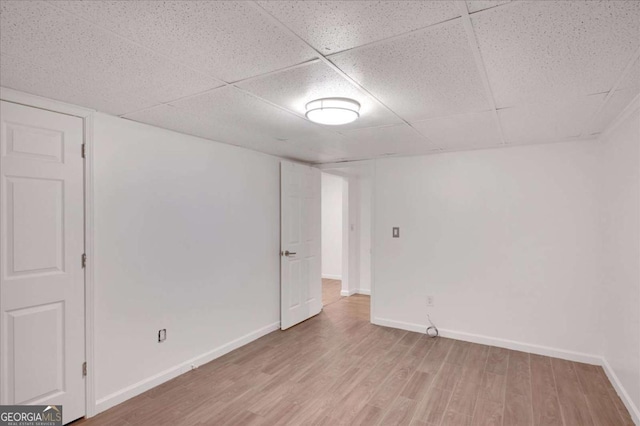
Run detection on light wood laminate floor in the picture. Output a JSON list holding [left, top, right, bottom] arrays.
[[322, 278, 342, 306], [77, 294, 633, 425]]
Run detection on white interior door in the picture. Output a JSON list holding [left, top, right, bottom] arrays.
[[0, 101, 85, 424], [280, 161, 322, 330]]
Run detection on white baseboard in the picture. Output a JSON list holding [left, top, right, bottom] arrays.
[[371, 317, 601, 365], [601, 357, 640, 425], [372, 317, 426, 334], [322, 274, 342, 280], [94, 321, 280, 415], [339, 288, 369, 296]]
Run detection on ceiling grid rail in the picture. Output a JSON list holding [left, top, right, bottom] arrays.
[[455, 1, 507, 145], [579, 46, 640, 138]]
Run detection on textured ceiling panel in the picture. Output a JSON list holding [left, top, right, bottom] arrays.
[[125, 104, 236, 144], [466, 1, 511, 14], [124, 104, 340, 163], [498, 94, 606, 144], [411, 111, 502, 150], [330, 19, 491, 122], [617, 57, 640, 91], [0, 54, 147, 115], [133, 86, 349, 159], [0, 1, 221, 115], [1, 0, 638, 163], [166, 86, 332, 142], [53, 0, 316, 82], [586, 89, 639, 136], [584, 56, 640, 135], [257, 1, 459, 54], [334, 124, 433, 160], [472, 1, 640, 107], [237, 61, 401, 131]]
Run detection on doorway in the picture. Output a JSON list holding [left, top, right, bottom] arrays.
[[320, 164, 373, 319], [321, 172, 345, 306]]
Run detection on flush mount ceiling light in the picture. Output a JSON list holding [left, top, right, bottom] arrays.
[[305, 97, 360, 125]]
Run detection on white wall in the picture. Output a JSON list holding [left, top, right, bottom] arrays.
[[358, 174, 372, 294], [93, 114, 281, 411], [321, 172, 343, 280], [601, 105, 640, 419], [372, 141, 602, 359], [345, 176, 361, 295]]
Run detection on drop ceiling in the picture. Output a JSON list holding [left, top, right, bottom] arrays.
[[1, 0, 638, 164]]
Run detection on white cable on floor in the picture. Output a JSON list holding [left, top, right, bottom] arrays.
[[426, 314, 439, 338]]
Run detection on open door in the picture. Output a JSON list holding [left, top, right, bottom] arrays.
[[280, 161, 322, 330]]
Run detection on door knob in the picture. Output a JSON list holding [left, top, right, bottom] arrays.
[[283, 250, 297, 257]]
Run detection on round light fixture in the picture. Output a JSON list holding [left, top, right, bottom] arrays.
[[305, 97, 360, 125]]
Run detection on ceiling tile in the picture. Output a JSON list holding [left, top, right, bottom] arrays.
[[617, 56, 640, 91], [257, 1, 459, 54], [237, 61, 401, 131], [466, 1, 511, 14], [334, 124, 434, 160], [0, 54, 145, 115], [283, 138, 347, 162], [0, 1, 221, 115], [472, 1, 640, 107], [586, 88, 639, 136], [167, 86, 331, 142], [498, 94, 606, 145], [124, 103, 340, 163], [256, 139, 343, 163], [124, 104, 224, 142], [330, 19, 491, 122], [53, 0, 317, 82], [411, 111, 502, 150], [583, 57, 640, 134], [127, 86, 347, 157]]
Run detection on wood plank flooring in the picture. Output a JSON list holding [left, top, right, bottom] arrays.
[[322, 278, 342, 306], [76, 294, 633, 426]]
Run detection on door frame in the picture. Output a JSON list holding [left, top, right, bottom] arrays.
[[320, 171, 350, 296], [0, 87, 97, 418], [318, 162, 375, 319]]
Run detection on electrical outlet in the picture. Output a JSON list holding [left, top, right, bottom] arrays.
[[158, 329, 166, 343], [426, 296, 434, 307]]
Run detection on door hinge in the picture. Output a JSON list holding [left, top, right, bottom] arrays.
[[82, 362, 87, 377], [81, 253, 87, 268], [81, 144, 86, 158]]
